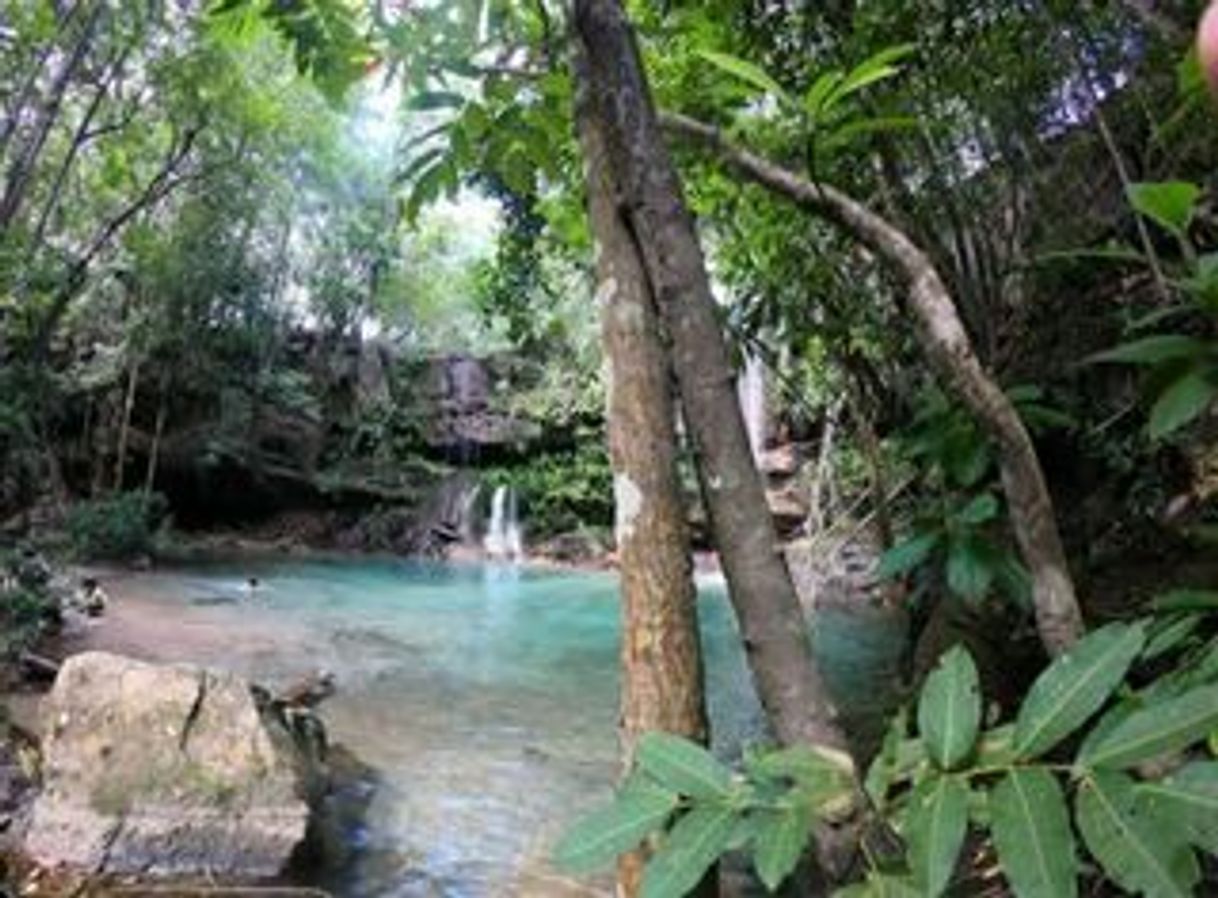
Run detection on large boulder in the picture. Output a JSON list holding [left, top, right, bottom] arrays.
[[23, 652, 308, 877]]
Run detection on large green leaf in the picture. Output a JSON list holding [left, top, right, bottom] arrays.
[[1086, 335, 1206, 366], [752, 805, 812, 892], [1013, 622, 1145, 759], [640, 804, 737, 898], [637, 732, 734, 800], [1149, 369, 1216, 439], [989, 769, 1077, 898], [1137, 762, 1218, 853], [917, 646, 981, 770], [697, 50, 791, 105], [553, 777, 678, 873], [905, 775, 969, 898], [1077, 683, 1218, 769], [1126, 182, 1201, 237], [1075, 771, 1199, 898]]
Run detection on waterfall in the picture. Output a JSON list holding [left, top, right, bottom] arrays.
[[458, 483, 481, 545], [738, 353, 766, 464], [484, 485, 524, 562]]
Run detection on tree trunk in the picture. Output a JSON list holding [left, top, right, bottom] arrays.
[[0, 1, 102, 231], [572, 0, 852, 758], [113, 358, 139, 492], [571, 45, 712, 898], [144, 379, 167, 496], [658, 111, 1084, 656]]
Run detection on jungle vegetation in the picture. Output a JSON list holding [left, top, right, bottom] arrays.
[[3, 0, 1218, 896]]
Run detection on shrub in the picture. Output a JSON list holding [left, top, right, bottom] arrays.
[[557, 594, 1218, 897], [67, 491, 167, 561]]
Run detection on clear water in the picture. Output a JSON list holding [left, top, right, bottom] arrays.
[[83, 558, 904, 898]]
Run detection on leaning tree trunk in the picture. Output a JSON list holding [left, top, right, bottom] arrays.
[[658, 111, 1084, 656], [571, 47, 713, 898], [572, 0, 851, 759]]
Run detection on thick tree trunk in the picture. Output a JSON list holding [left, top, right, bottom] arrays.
[[571, 47, 712, 898], [572, 0, 851, 757], [658, 111, 1084, 655]]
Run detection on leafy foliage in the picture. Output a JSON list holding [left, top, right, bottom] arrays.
[[1088, 182, 1218, 439], [67, 492, 167, 560], [554, 732, 856, 897], [558, 608, 1218, 897]]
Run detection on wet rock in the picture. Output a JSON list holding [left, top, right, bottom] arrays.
[[23, 651, 309, 877]]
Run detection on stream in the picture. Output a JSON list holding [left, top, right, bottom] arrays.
[[73, 557, 905, 897]]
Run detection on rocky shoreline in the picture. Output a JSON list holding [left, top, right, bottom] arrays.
[[0, 552, 381, 898]]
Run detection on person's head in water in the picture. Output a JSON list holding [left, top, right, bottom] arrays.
[[247, 577, 260, 591]]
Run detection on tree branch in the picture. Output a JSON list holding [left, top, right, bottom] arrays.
[[658, 108, 1084, 655]]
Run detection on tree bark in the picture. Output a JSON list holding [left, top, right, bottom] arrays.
[[658, 110, 1084, 656], [0, 1, 102, 231], [113, 357, 139, 492], [572, 0, 852, 757], [144, 379, 167, 496], [571, 45, 712, 898]]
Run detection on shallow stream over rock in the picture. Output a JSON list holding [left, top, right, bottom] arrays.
[[71, 558, 904, 897]]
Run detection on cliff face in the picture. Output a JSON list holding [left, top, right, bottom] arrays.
[[36, 333, 572, 547]]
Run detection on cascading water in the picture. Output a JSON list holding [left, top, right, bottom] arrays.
[[457, 483, 482, 546], [738, 353, 766, 464], [483, 485, 524, 561]]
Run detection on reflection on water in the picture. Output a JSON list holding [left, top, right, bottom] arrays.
[[87, 559, 904, 897]]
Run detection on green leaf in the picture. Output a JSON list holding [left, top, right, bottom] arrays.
[[946, 535, 995, 601], [553, 777, 679, 873], [405, 90, 465, 111], [905, 775, 969, 898], [989, 769, 1078, 898], [1086, 335, 1207, 366], [747, 744, 855, 782], [1136, 762, 1218, 853], [637, 732, 734, 800], [697, 50, 791, 105], [1149, 369, 1216, 439], [954, 493, 999, 526], [641, 804, 737, 898], [752, 806, 812, 892], [1142, 614, 1202, 661], [876, 532, 939, 580], [817, 116, 917, 153], [1075, 771, 1199, 898], [1127, 182, 1201, 237], [1077, 683, 1218, 769], [917, 646, 981, 770], [1013, 622, 1146, 759], [864, 706, 909, 809], [822, 44, 916, 111], [1152, 589, 1218, 613], [804, 70, 846, 116]]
